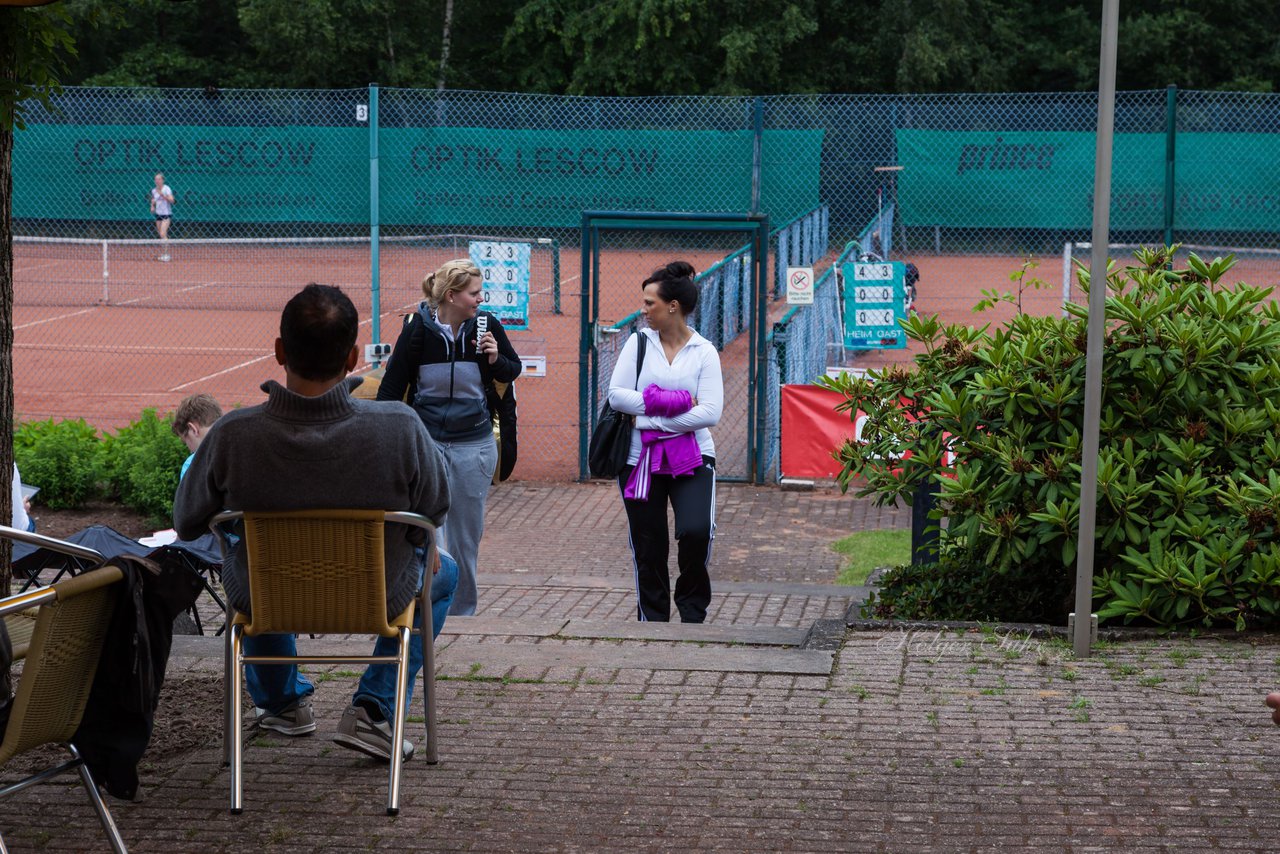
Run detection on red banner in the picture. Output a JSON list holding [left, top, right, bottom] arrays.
[[780, 385, 861, 479]]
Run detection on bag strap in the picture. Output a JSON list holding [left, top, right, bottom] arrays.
[[633, 332, 647, 390], [400, 311, 428, 403]]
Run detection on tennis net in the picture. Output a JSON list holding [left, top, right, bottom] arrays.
[[13, 233, 562, 314]]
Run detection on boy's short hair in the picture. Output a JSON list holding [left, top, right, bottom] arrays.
[[172, 393, 223, 437]]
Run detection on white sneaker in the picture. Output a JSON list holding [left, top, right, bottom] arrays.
[[158, 254, 170, 262]]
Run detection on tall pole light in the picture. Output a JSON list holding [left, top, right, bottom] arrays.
[[1073, 0, 1120, 658]]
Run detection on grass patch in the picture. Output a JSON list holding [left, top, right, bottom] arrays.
[[832, 529, 911, 585]]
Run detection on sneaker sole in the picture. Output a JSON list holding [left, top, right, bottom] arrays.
[[333, 731, 414, 763], [257, 720, 317, 736]]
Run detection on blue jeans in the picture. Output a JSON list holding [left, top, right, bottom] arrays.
[[244, 550, 459, 719]]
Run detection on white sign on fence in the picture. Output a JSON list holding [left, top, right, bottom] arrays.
[[786, 266, 814, 305]]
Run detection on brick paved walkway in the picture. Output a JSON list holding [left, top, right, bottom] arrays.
[[5, 483, 1280, 852]]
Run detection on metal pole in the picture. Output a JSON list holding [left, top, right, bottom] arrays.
[[751, 216, 769, 483], [551, 237, 562, 315], [1163, 83, 1177, 249], [369, 84, 382, 353], [578, 217, 593, 480], [750, 97, 763, 215], [1073, 0, 1120, 659]]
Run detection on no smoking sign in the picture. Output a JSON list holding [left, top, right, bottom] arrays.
[[786, 266, 814, 305]]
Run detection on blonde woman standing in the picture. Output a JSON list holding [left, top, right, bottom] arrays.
[[378, 259, 521, 615]]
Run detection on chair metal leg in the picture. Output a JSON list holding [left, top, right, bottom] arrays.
[[386, 625, 412, 816], [222, 609, 234, 768], [229, 624, 245, 814], [70, 745, 129, 854], [421, 584, 438, 764]]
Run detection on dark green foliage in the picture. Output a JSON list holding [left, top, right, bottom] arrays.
[[13, 418, 103, 510], [863, 555, 1072, 624], [53, 0, 1280, 94], [826, 247, 1280, 630], [101, 409, 187, 523]]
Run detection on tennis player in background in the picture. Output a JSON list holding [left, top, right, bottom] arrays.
[[149, 172, 175, 261]]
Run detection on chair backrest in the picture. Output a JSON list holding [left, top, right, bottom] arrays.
[[239, 509, 397, 637], [0, 566, 123, 764]]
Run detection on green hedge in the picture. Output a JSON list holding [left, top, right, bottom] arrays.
[[15, 408, 187, 523], [825, 248, 1280, 631]]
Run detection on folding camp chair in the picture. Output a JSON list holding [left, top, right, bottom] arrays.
[[0, 566, 129, 854], [4, 524, 106, 594], [209, 509, 439, 816]]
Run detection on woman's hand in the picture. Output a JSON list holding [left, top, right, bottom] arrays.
[[478, 331, 499, 364]]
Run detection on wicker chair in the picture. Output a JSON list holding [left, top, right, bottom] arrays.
[[0, 566, 128, 854], [1, 524, 109, 662], [209, 509, 439, 816]]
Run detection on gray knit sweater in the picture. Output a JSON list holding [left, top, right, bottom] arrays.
[[173, 376, 450, 619]]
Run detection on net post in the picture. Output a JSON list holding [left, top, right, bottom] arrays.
[[550, 237, 562, 314], [1061, 240, 1072, 316]]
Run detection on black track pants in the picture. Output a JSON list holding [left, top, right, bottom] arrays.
[[618, 456, 716, 622]]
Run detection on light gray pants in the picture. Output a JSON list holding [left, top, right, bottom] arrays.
[[437, 435, 497, 616]]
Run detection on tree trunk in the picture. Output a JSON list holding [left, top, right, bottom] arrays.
[[436, 0, 454, 91], [0, 39, 14, 597]]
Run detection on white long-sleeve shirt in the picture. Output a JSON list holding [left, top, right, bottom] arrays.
[[607, 327, 723, 465], [11, 464, 30, 530]]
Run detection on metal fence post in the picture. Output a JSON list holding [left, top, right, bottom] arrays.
[[1163, 83, 1177, 250], [750, 96, 763, 216], [368, 83, 381, 351]]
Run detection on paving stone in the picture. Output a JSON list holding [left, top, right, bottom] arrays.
[[7, 483, 1280, 852]]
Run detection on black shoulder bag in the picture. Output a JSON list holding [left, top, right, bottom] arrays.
[[588, 333, 647, 479]]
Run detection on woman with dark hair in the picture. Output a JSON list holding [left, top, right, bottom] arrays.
[[607, 261, 723, 622]]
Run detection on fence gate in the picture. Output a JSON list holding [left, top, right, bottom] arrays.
[[578, 211, 770, 483]]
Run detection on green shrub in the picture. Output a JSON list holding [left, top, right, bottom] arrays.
[[13, 418, 103, 509], [863, 555, 1073, 624], [824, 247, 1280, 631], [101, 409, 187, 523]]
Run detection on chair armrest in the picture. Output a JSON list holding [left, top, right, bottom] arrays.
[[0, 588, 56, 620], [385, 512, 438, 573], [0, 523, 106, 564], [207, 511, 244, 561]]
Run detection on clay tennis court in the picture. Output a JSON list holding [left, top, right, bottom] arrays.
[[12, 239, 733, 482], [17, 240, 1278, 481]]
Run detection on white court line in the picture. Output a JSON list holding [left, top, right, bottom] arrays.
[[112, 280, 222, 307], [13, 261, 67, 275], [15, 306, 101, 330], [170, 352, 276, 392]]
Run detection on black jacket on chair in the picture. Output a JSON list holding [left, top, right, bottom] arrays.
[[72, 554, 203, 800]]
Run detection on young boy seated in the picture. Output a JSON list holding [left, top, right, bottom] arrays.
[[172, 393, 223, 480]]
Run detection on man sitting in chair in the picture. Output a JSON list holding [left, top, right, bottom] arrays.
[[174, 283, 455, 762]]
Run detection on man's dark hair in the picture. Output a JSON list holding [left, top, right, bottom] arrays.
[[280, 283, 359, 381]]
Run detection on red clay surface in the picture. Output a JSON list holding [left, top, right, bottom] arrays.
[[13, 241, 731, 482], [20, 242, 1276, 481]]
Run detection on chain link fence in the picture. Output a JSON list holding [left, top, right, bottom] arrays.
[[13, 86, 1280, 481]]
